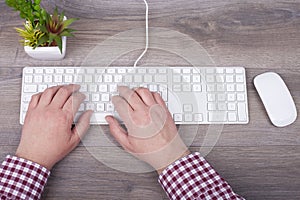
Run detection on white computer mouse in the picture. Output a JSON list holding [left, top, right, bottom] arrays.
[[254, 72, 297, 127]]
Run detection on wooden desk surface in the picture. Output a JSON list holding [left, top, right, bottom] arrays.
[[1, 0, 300, 199]]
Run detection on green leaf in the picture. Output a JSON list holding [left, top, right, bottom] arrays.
[[62, 18, 78, 29], [60, 30, 74, 37], [54, 36, 63, 54], [34, 0, 41, 5]]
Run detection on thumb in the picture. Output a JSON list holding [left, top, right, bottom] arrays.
[[72, 110, 93, 142], [105, 116, 129, 149]]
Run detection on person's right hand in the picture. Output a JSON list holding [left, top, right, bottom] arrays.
[[105, 86, 190, 174]]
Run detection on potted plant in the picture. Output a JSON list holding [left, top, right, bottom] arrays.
[[5, 0, 78, 60]]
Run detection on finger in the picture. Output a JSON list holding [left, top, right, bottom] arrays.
[[134, 87, 156, 106], [28, 92, 42, 108], [51, 84, 81, 108], [118, 86, 145, 110], [152, 92, 168, 111], [62, 92, 86, 117], [39, 86, 63, 106], [105, 116, 130, 149], [112, 95, 133, 124], [71, 110, 93, 144]]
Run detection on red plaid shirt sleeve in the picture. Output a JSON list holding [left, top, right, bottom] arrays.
[[158, 152, 245, 200], [0, 155, 50, 200]]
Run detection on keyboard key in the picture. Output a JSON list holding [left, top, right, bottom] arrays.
[[235, 68, 244, 74], [56, 68, 64, 74], [206, 75, 214, 83], [194, 113, 203, 122], [227, 84, 235, 92], [96, 103, 105, 112], [227, 93, 236, 101], [218, 103, 227, 111], [92, 94, 100, 102], [236, 75, 244, 83], [24, 85, 37, 93], [208, 112, 227, 122], [107, 69, 115, 74], [183, 104, 193, 112], [226, 75, 234, 82], [35, 68, 43, 73], [215, 75, 224, 83], [89, 85, 97, 93], [24, 76, 33, 83], [192, 75, 201, 83], [228, 103, 236, 111], [144, 75, 153, 83], [54, 75, 63, 83], [66, 69, 75, 74], [236, 84, 244, 92], [23, 94, 32, 102], [182, 85, 191, 92], [64, 75, 73, 83], [34, 75, 43, 83], [84, 75, 93, 83], [44, 75, 53, 83], [182, 75, 191, 83], [182, 69, 191, 74], [86, 103, 95, 110], [124, 75, 133, 83], [101, 94, 110, 102], [206, 84, 215, 92], [238, 103, 247, 122], [192, 84, 201, 92], [117, 69, 126, 73], [173, 114, 183, 122], [228, 112, 237, 121], [216, 84, 225, 92], [99, 85, 108, 92], [114, 75, 122, 83], [38, 85, 47, 92], [134, 75, 143, 82], [237, 93, 245, 101], [148, 68, 157, 74], [155, 75, 167, 83], [207, 94, 215, 102], [106, 103, 114, 112], [173, 75, 181, 83], [208, 103, 217, 111], [217, 94, 226, 101], [173, 85, 181, 92], [45, 68, 54, 74], [226, 68, 234, 73], [104, 75, 113, 83], [74, 75, 83, 83], [24, 68, 34, 73], [184, 114, 193, 122]]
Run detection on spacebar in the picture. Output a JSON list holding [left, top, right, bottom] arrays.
[[90, 113, 112, 124], [74, 112, 110, 123]]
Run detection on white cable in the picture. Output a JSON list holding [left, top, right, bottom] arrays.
[[133, 0, 149, 67]]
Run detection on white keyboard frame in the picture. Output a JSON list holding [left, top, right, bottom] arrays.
[[20, 67, 249, 125]]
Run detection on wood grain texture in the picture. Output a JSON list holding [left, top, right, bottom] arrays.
[[0, 0, 300, 199]]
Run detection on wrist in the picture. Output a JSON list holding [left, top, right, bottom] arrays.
[[15, 150, 54, 170], [156, 149, 191, 175]]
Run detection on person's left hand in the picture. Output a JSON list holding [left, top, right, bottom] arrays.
[[16, 84, 93, 170]]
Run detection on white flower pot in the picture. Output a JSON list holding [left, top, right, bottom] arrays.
[[24, 36, 67, 61]]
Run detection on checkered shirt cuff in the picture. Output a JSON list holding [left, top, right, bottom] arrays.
[[0, 155, 50, 200], [158, 152, 244, 200]]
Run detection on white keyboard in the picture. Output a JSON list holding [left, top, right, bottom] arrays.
[[20, 67, 249, 125]]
